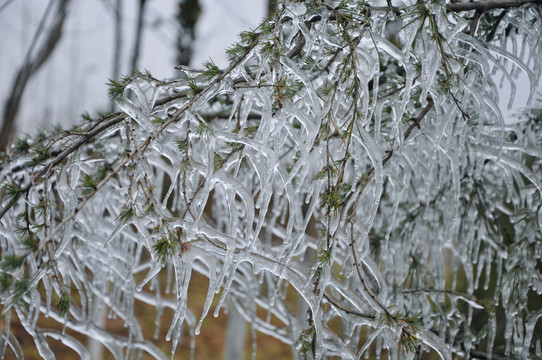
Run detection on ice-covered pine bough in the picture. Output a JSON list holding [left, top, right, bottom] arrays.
[[1, 1, 542, 359]]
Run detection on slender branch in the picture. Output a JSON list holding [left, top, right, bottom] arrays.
[[0, 113, 124, 220], [485, 10, 508, 42], [323, 293, 375, 320], [368, 0, 541, 13], [404, 100, 434, 140], [468, 348, 509, 360], [469, 11, 482, 37], [446, 0, 542, 13], [402, 287, 486, 308]]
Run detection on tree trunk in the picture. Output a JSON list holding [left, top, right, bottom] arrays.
[[224, 302, 247, 360], [0, 0, 70, 152], [267, 0, 278, 16], [110, 0, 123, 113], [130, 0, 147, 72], [176, 0, 201, 66]]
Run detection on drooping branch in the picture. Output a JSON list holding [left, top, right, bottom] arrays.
[[0, 112, 124, 220], [367, 0, 542, 13], [446, 0, 542, 13]]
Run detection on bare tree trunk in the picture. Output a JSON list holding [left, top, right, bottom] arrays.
[[267, 0, 278, 16], [110, 0, 123, 112], [0, 0, 16, 14], [224, 302, 247, 360], [130, 0, 147, 72], [0, 0, 70, 152], [88, 299, 107, 360], [176, 0, 201, 66]]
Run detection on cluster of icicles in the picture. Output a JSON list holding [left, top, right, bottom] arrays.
[[1, 1, 542, 359]]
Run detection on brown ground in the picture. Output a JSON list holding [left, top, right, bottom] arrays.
[[2, 270, 293, 360]]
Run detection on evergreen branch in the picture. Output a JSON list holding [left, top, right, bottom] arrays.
[[4, 37, 261, 285], [0, 112, 125, 220], [368, 0, 541, 13]]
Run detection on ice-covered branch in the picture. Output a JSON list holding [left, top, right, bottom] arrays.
[[446, 0, 542, 12], [1, 1, 541, 359]]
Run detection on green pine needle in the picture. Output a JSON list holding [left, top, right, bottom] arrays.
[[106, 74, 132, 101], [142, 201, 155, 216], [226, 43, 246, 63], [81, 111, 92, 121], [1, 255, 24, 271], [0, 272, 13, 292], [202, 60, 221, 79], [175, 140, 188, 154], [57, 293, 70, 316], [214, 153, 225, 171], [13, 138, 30, 154], [15, 224, 29, 237], [106, 79, 125, 100], [13, 277, 31, 303], [187, 79, 199, 95], [117, 204, 134, 224], [313, 166, 338, 181], [2, 181, 22, 205], [80, 174, 97, 195], [316, 249, 331, 265], [400, 329, 421, 353], [319, 188, 342, 215], [239, 31, 257, 45], [195, 122, 214, 137], [243, 125, 259, 137], [152, 116, 165, 124], [21, 235, 38, 250], [80, 167, 107, 195], [153, 238, 175, 263]]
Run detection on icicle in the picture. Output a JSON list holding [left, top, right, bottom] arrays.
[[105, 222, 127, 248], [417, 330, 452, 360], [42, 331, 91, 360], [193, 253, 220, 335], [522, 310, 542, 358], [166, 254, 192, 359]]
